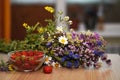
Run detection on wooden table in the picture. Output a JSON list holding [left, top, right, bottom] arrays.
[[0, 53, 120, 80]]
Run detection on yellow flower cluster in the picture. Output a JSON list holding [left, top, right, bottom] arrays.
[[23, 23, 30, 30], [37, 27, 44, 33], [44, 6, 54, 13], [8, 64, 14, 71]]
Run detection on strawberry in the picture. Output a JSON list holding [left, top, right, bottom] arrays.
[[28, 51, 34, 56], [23, 56, 29, 63], [33, 56, 40, 60], [23, 63, 31, 69], [11, 54, 17, 60], [29, 59, 36, 66], [43, 66, 53, 74], [15, 60, 22, 66], [37, 52, 43, 58], [21, 51, 27, 56], [16, 52, 22, 56]]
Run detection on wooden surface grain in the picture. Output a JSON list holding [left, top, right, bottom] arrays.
[[0, 53, 120, 80]]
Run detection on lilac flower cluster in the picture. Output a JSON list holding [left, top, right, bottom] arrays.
[[46, 30, 111, 68]]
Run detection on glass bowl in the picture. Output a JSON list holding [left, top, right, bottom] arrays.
[[8, 50, 45, 72]]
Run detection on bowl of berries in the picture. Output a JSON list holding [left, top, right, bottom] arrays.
[[8, 50, 45, 72]]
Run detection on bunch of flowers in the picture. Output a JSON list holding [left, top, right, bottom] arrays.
[[41, 7, 111, 68], [45, 29, 111, 68], [22, 6, 111, 69]]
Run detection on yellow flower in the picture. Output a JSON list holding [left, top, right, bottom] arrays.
[[44, 6, 54, 13], [23, 23, 27, 27], [59, 36, 68, 45], [23, 23, 28, 29], [23, 23, 30, 29], [37, 27, 44, 33], [8, 64, 14, 71]]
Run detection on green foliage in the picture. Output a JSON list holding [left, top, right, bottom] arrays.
[[0, 21, 55, 53]]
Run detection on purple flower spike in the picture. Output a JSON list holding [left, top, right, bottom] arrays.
[[97, 40, 102, 46], [71, 33, 76, 39], [66, 61, 72, 68], [73, 54, 80, 59], [74, 60, 80, 68], [80, 34, 84, 39], [94, 32, 100, 39], [61, 56, 67, 62], [93, 50, 104, 56], [68, 51, 74, 58]]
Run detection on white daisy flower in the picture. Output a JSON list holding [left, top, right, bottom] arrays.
[[44, 56, 52, 65], [56, 26, 63, 32], [52, 62, 61, 68], [58, 36, 68, 45]]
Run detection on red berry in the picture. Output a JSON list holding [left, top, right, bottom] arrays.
[[23, 63, 31, 69], [16, 52, 22, 56], [28, 51, 34, 56], [11, 54, 17, 60], [33, 56, 39, 60], [21, 51, 27, 56], [29, 60, 36, 66], [23, 57, 29, 63], [15, 60, 22, 66], [37, 52, 43, 58], [43, 66, 53, 74]]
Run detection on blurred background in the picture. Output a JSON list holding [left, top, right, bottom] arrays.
[[0, 0, 120, 54]]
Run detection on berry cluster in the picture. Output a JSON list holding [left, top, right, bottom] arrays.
[[9, 50, 44, 71]]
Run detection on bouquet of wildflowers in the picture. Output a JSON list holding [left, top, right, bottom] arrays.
[[45, 29, 111, 68], [43, 7, 111, 68]]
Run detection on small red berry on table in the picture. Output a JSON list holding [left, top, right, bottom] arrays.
[[43, 66, 53, 74]]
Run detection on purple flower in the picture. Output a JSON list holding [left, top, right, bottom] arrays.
[[94, 32, 100, 39], [71, 31, 77, 39], [66, 61, 72, 68], [61, 56, 67, 62], [72, 35, 76, 39], [80, 34, 85, 39], [93, 50, 104, 56], [97, 41, 102, 46], [74, 60, 80, 68], [58, 51, 63, 56], [87, 42, 92, 46], [68, 51, 74, 58], [46, 42, 52, 47], [73, 54, 80, 59], [54, 53, 58, 56]]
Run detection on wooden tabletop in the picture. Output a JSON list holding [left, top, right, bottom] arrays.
[[0, 53, 120, 80]]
